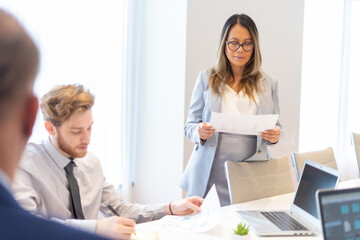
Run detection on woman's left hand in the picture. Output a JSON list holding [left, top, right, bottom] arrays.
[[260, 126, 281, 144]]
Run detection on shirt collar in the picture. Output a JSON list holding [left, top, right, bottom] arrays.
[[0, 168, 11, 193], [43, 137, 74, 169]]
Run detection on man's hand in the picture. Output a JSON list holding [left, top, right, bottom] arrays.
[[96, 216, 135, 240], [166, 196, 204, 216]]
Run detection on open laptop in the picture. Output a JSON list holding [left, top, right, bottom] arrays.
[[236, 159, 340, 236], [316, 187, 360, 240]]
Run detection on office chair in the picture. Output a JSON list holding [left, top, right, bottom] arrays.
[[291, 147, 337, 182], [351, 132, 360, 177], [224, 155, 295, 205]]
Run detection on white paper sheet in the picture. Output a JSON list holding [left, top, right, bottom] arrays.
[[210, 112, 279, 135], [159, 185, 220, 232]]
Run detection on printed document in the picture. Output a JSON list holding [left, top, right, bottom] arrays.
[[159, 185, 220, 232], [210, 112, 279, 135]]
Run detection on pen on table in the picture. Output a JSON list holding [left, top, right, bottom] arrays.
[[106, 203, 137, 236]]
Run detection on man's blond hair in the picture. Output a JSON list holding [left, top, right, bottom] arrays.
[[40, 84, 94, 126]]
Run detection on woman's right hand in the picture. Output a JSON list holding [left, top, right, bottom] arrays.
[[198, 122, 215, 140]]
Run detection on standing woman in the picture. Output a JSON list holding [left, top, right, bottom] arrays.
[[179, 14, 282, 206]]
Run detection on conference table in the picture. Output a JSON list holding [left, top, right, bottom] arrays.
[[134, 178, 360, 240]]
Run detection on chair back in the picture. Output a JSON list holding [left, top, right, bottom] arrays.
[[351, 132, 360, 176], [225, 155, 295, 205], [291, 147, 337, 181]]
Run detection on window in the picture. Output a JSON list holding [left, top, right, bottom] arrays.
[[0, 0, 126, 187], [300, 0, 360, 179], [345, 0, 360, 136], [338, 0, 360, 177]]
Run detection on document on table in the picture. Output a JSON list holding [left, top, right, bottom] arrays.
[[159, 185, 220, 232], [210, 112, 279, 135]]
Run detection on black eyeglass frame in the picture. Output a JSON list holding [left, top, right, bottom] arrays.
[[225, 41, 254, 52]]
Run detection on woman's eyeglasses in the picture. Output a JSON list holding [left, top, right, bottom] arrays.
[[226, 41, 254, 52]]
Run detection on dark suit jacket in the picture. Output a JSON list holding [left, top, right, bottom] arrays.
[[0, 183, 109, 240]]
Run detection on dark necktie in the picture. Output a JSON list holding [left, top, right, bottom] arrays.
[[64, 161, 85, 219]]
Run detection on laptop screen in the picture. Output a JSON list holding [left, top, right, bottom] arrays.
[[293, 162, 339, 219], [318, 188, 360, 240]]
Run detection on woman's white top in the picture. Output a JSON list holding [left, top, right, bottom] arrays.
[[221, 84, 258, 115]]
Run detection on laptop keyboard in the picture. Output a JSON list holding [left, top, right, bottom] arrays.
[[260, 211, 309, 231]]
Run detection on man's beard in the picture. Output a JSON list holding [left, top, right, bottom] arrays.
[[57, 133, 88, 158]]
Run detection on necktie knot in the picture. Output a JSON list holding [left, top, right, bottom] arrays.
[[64, 161, 75, 174]]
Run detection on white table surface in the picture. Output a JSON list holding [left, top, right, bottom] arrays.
[[135, 178, 360, 240], [136, 193, 316, 240], [338, 177, 360, 189]]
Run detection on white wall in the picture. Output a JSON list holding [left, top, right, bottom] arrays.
[[184, 0, 305, 175], [130, 0, 187, 204]]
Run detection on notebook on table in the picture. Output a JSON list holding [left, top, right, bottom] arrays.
[[316, 187, 360, 240], [236, 159, 340, 236]]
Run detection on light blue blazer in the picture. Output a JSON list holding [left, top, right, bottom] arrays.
[[179, 70, 282, 197]]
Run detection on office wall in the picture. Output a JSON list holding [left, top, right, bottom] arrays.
[[184, 0, 305, 174], [130, 0, 187, 203]]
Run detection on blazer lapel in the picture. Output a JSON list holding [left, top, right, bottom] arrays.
[[253, 78, 270, 149]]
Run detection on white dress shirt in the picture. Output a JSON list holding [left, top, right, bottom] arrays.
[[12, 137, 165, 233], [222, 84, 258, 115]]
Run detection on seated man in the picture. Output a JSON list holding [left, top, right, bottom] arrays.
[[0, 8, 109, 240], [12, 84, 204, 239]]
